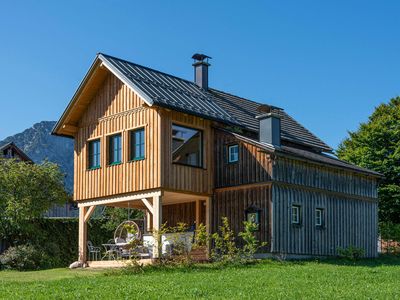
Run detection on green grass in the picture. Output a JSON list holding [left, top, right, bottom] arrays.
[[1, 256, 399, 299]]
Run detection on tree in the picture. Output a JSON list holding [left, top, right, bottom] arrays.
[[337, 97, 400, 224], [0, 159, 68, 244]]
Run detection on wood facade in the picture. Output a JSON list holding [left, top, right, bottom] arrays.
[[54, 61, 380, 262]]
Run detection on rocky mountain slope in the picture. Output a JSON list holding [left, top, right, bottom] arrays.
[[0, 121, 74, 192]]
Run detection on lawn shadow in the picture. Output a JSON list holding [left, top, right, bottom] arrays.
[[315, 254, 400, 268]]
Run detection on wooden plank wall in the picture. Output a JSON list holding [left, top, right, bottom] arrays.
[[160, 110, 213, 195], [74, 73, 161, 200], [214, 129, 272, 188], [162, 202, 196, 228], [272, 184, 378, 257], [273, 157, 377, 198], [213, 186, 271, 249]]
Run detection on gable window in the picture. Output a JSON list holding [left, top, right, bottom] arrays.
[[228, 144, 239, 163], [315, 208, 324, 227], [130, 128, 145, 161], [172, 124, 203, 168], [108, 134, 122, 165], [88, 139, 101, 169], [291, 205, 301, 225]]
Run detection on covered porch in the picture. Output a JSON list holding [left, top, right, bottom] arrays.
[[78, 189, 211, 265]]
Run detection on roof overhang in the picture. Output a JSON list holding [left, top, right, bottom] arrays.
[[52, 54, 154, 138]]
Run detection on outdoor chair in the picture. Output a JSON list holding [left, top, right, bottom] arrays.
[[87, 241, 101, 261]]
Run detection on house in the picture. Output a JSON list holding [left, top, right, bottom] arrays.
[[0, 142, 78, 218], [52, 53, 381, 263], [0, 142, 33, 162]]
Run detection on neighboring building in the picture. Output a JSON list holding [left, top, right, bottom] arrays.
[[0, 142, 77, 218], [53, 53, 381, 263], [0, 142, 33, 162]]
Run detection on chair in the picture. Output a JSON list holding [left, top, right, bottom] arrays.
[[87, 241, 101, 261]]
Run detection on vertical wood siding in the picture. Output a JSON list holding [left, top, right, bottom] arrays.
[[213, 186, 271, 249], [162, 202, 196, 228], [74, 73, 162, 200], [160, 110, 213, 195], [214, 130, 272, 188], [272, 184, 378, 257], [273, 157, 378, 198]]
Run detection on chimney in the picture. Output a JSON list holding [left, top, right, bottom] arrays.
[[256, 111, 281, 147], [192, 53, 211, 90]]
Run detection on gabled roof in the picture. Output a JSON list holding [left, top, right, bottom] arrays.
[[53, 53, 331, 152], [0, 142, 33, 162]]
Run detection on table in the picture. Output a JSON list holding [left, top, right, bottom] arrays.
[[101, 243, 119, 260]]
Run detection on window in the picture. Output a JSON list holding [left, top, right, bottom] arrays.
[[108, 134, 122, 165], [315, 208, 324, 227], [130, 128, 145, 161], [245, 205, 261, 231], [291, 205, 301, 225], [228, 144, 239, 163], [88, 139, 101, 169], [172, 124, 203, 167]]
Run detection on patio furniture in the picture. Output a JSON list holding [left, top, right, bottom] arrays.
[[87, 241, 101, 261], [101, 242, 119, 260]]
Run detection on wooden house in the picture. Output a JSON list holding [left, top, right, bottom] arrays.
[[53, 53, 381, 263], [0, 142, 33, 162]]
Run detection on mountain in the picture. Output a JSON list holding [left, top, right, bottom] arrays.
[[0, 121, 74, 192]]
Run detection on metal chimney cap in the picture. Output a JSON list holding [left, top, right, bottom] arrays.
[[192, 53, 212, 62]]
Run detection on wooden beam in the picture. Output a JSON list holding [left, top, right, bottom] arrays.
[[146, 210, 152, 232], [195, 200, 201, 227], [152, 194, 162, 258], [62, 124, 78, 132], [141, 198, 154, 215], [77, 190, 162, 207], [205, 197, 211, 235], [84, 205, 96, 222], [78, 207, 88, 263]]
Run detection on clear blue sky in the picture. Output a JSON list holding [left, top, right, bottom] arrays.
[[1, 1, 399, 150]]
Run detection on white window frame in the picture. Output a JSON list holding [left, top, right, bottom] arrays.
[[228, 144, 239, 163], [291, 205, 301, 225], [315, 208, 323, 227]]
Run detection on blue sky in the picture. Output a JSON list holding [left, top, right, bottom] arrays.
[[0, 1, 399, 150]]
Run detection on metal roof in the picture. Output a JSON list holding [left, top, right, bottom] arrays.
[[99, 53, 240, 126], [209, 89, 333, 152], [99, 53, 332, 152], [227, 130, 382, 177]]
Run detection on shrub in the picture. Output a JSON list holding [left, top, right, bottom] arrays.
[[337, 245, 365, 260], [211, 217, 238, 262], [193, 223, 208, 249], [239, 221, 267, 260], [0, 244, 49, 271]]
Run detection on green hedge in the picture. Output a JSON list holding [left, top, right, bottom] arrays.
[[3, 218, 113, 268]]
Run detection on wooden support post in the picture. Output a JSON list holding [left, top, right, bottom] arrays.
[[146, 210, 152, 232], [78, 206, 88, 264], [152, 194, 162, 258], [195, 200, 201, 228], [205, 197, 211, 235]]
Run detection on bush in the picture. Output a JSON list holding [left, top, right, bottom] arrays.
[[0, 244, 49, 271], [337, 246, 365, 260], [211, 217, 238, 263], [239, 221, 267, 260]]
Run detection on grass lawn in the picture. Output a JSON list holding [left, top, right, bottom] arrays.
[[0, 256, 399, 299]]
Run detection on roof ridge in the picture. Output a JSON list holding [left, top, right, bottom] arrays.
[[98, 52, 203, 88]]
